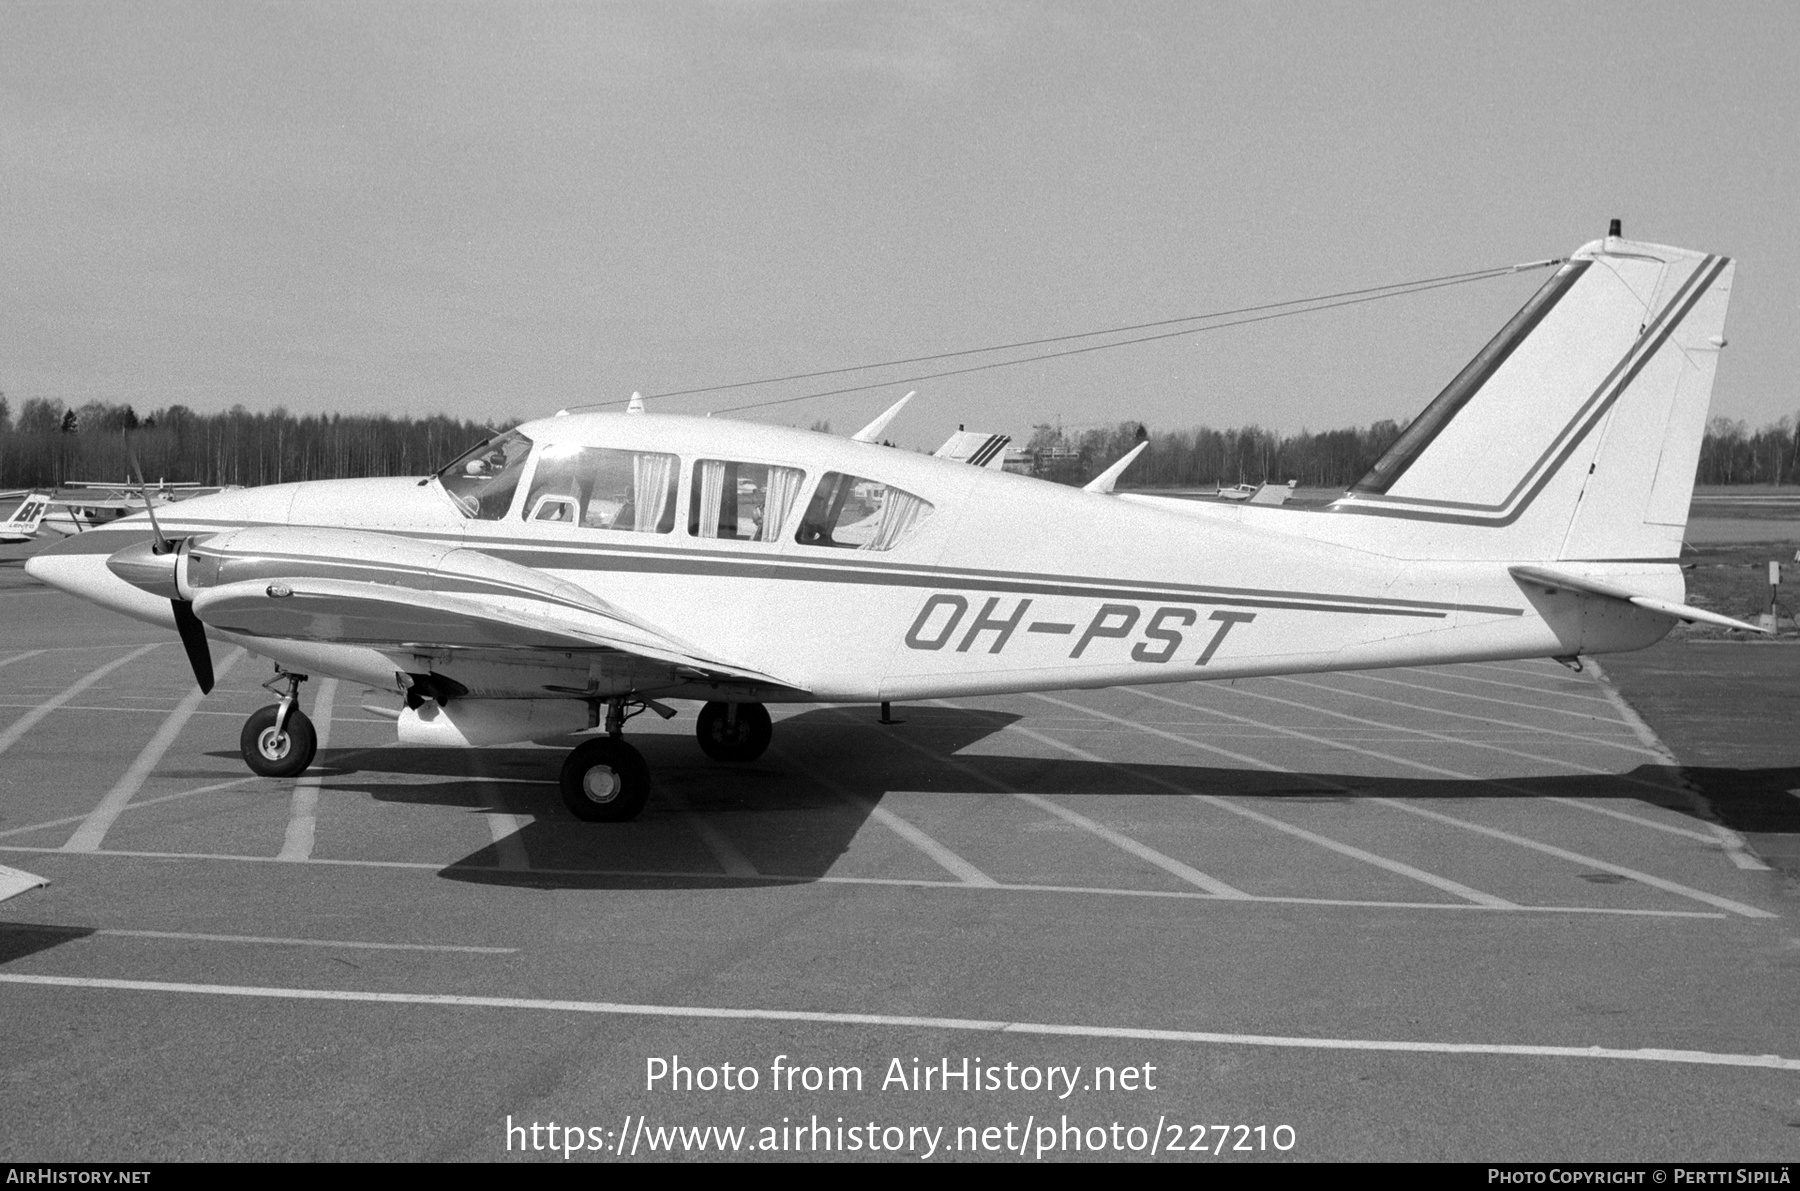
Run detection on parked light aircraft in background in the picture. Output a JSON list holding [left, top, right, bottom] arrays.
[[26, 228, 1759, 823], [1, 481, 231, 543]]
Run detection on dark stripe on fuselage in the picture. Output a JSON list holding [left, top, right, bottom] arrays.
[[53, 520, 1523, 620]]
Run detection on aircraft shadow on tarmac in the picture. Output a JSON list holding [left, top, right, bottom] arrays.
[[193, 705, 1800, 891]]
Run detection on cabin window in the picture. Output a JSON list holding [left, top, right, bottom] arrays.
[[688, 460, 806, 543], [437, 429, 535, 520], [521, 444, 678, 533], [795, 472, 933, 551]]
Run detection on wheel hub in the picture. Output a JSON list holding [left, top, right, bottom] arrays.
[[257, 728, 291, 762], [582, 766, 622, 804]]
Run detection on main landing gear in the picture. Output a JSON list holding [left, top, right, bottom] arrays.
[[695, 700, 771, 763], [560, 697, 651, 822], [241, 669, 316, 778], [558, 698, 772, 823]]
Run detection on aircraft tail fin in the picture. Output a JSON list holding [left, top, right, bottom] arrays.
[[0, 493, 52, 542], [1331, 231, 1734, 561]]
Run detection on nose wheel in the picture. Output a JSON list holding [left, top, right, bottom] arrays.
[[240, 669, 316, 778], [696, 701, 771, 762]]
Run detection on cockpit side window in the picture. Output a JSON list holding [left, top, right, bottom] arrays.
[[437, 429, 535, 520], [520, 445, 678, 534], [689, 460, 806, 543], [794, 472, 934, 551]]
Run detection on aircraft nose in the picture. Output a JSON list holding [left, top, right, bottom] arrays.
[[105, 539, 180, 599]]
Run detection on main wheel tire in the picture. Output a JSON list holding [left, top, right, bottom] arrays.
[[240, 704, 318, 778], [695, 701, 772, 762], [560, 738, 650, 822]]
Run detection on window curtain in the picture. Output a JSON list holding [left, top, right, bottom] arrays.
[[693, 459, 726, 537], [864, 489, 931, 551], [760, 466, 804, 541], [632, 453, 676, 533]]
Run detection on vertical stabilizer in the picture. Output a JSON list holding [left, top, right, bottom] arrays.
[[1331, 233, 1733, 560]]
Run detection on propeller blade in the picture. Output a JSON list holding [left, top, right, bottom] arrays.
[[124, 435, 172, 555], [171, 599, 214, 694]]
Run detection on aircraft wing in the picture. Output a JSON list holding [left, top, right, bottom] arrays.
[[1509, 565, 1770, 634], [176, 525, 803, 690]]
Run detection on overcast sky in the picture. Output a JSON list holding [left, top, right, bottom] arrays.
[[2, 1, 1795, 448]]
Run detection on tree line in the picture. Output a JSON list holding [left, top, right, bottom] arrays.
[[0, 396, 504, 489], [2, 393, 1797, 492]]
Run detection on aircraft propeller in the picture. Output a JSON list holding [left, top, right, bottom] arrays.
[[124, 437, 214, 694]]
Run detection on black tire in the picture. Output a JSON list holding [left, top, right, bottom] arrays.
[[695, 701, 772, 762], [240, 704, 317, 778], [560, 738, 650, 822]]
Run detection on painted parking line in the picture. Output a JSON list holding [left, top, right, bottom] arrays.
[[774, 747, 994, 887], [1039, 691, 1516, 909], [0, 842, 1727, 918], [0, 925, 516, 954], [2, 972, 1792, 1071], [1367, 799, 1777, 919], [278, 678, 338, 862], [1128, 687, 1777, 919], [0, 649, 45, 669], [61, 648, 247, 854], [1584, 658, 1765, 872], [662, 785, 758, 879], [1339, 670, 1644, 733], [1247, 677, 1766, 868], [923, 701, 1249, 898], [467, 746, 534, 874], [1397, 665, 1617, 706], [0, 776, 259, 841], [0, 644, 160, 759], [1274, 676, 1666, 762]]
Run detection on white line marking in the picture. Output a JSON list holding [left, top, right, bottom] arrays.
[[0, 650, 44, 669], [61, 649, 246, 854], [1012, 789, 1249, 898], [83, 928, 516, 954], [0, 644, 159, 759], [0, 777, 259, 841], [1583, 658, 1767, 872], [1343, 670, 1641, 733], [466, 750, 533, 873], [1368, 799, 1777, 919], [1, 972, 1790, 1070], [1274, 676, 1666, 762], [923, 701, 1246, 897], [1398, 665, 1615, 706], [277, 679, 337, 862], [0, 843, 1726, 917], [1123, 687, 1778, 919], [662, 787, 757, 879], [1042, 690, 1516, 908], [773, 746, 992, 885]]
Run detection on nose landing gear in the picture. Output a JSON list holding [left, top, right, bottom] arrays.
[[241, 669, 316, 778]]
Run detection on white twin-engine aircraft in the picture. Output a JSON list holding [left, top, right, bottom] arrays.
[[26, 230, 1755, 822]]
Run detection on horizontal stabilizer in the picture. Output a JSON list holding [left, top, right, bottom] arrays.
[[0, 864, 48, 904], [1509, 565, 1770, 634], [934, 429, 1012, 468]]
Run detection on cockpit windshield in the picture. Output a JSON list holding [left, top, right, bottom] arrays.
[[437, 429, 535, 519]]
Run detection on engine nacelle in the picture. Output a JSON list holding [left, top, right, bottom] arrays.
[[396, 699, 592, 747]]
